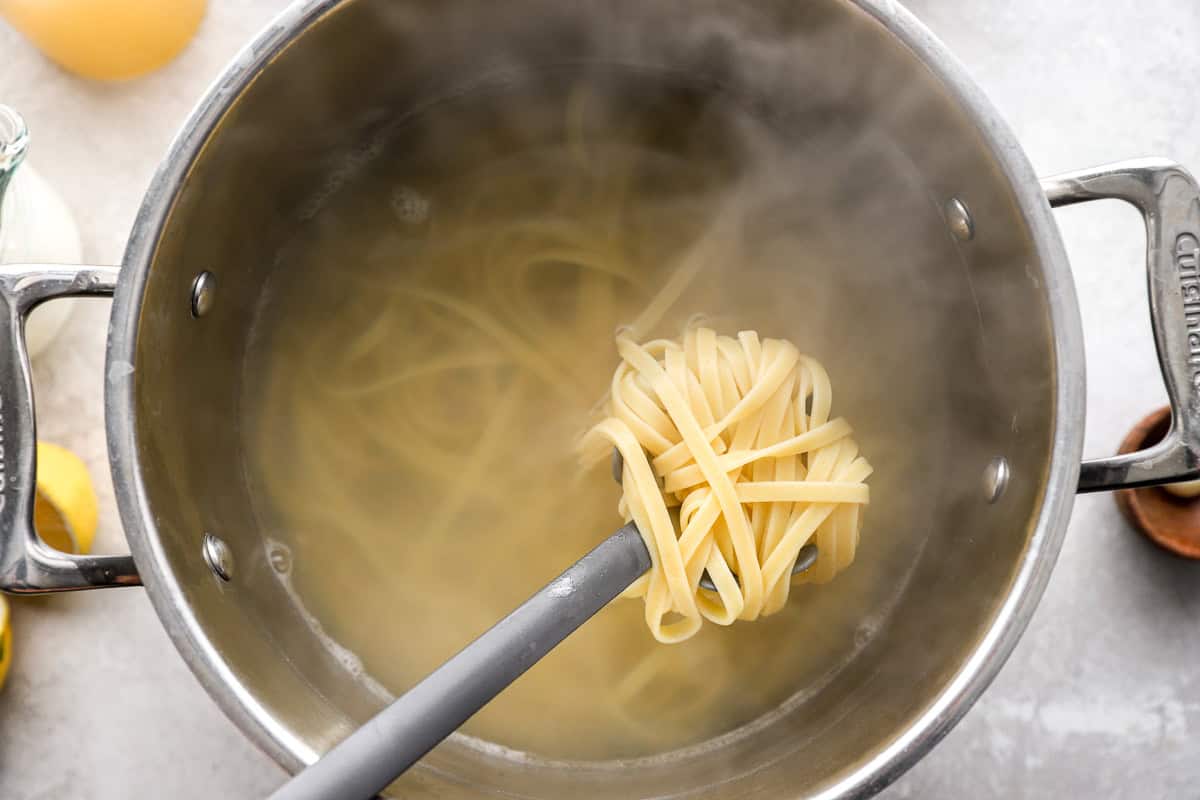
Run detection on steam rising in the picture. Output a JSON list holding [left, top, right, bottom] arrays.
[[236, 0, 1059, 786]]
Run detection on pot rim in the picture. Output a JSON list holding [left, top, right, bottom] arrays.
[[103, 0, 1086, 796]]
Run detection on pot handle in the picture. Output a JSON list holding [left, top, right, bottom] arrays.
[[0, 263, 140, 593], [1043, 158, 1200, 492]]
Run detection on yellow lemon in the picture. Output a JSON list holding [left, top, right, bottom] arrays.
[[0, 0, 207, 81], [0, 441, 99, 691], [34, 442, 98, 556], [0, 595, 10, 691]]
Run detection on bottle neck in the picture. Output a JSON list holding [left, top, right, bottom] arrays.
[[0, 105, 29, 215]]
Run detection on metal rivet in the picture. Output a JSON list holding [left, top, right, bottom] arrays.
[[945, 197, 975, 242], [984, 457, 1010, 503], [190, 271, 215, 318], [203, 533, 234, 581]]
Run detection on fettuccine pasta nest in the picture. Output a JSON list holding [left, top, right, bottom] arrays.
[[582, 326, 872, 643]]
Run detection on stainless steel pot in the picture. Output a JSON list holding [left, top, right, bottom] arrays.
[[2, 0, 1198, 797]]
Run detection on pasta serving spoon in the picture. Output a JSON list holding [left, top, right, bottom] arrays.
[[610, 450, 819, 592], [270, 452, 819, 800]]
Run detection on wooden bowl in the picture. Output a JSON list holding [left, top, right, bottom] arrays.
[[1115, 406, 1200, 558]]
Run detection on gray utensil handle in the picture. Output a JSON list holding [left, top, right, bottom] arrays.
[[270, 522, 651, 800], [1042, 160, 1200, 492], [0, 263, 140, 593]]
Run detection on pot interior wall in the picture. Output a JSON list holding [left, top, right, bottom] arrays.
[[130, 0, 1057, 796]]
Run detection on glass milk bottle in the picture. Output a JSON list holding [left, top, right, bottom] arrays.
[[0, 105, 82, 358]]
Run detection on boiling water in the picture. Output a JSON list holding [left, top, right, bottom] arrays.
[[241, 75, 935, 761]]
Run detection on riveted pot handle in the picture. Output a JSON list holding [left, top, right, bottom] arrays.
[[0, 264, 140, 593], [1043, 159, 1200, 492]]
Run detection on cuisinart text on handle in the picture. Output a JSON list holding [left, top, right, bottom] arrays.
[[1180, 233, 1200, 390]]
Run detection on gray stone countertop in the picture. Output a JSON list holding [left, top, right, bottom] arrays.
[[0, 1, 1197, 797]]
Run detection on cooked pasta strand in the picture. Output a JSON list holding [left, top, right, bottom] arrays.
[[582, 328, 872, 643]]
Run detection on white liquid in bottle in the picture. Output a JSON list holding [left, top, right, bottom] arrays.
[[0, 105, 83, 359]]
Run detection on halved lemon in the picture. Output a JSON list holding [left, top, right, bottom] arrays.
[[0, 442, 99, 691], [34, 441, 98, 555], [0, 595, 10, 691]]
